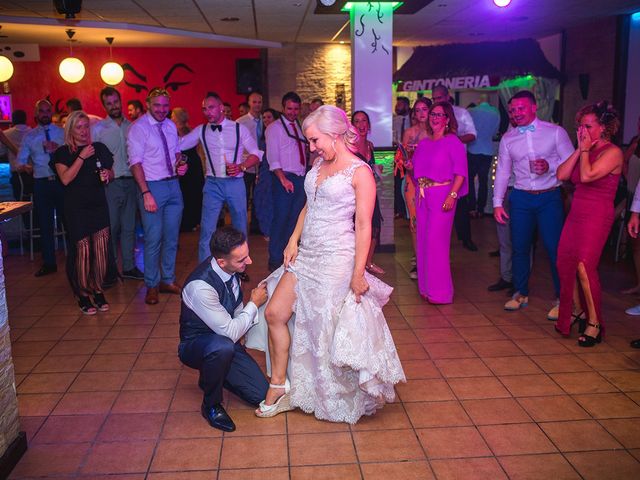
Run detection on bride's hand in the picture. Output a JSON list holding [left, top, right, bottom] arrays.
[[283, 241, 298, 268], [350, 274, 369, 303]]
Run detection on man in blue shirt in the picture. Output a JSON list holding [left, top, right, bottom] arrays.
[[16, 99, 65, 277], [468, 100, 500, 217]]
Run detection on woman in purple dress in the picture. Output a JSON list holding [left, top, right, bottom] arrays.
[[412, 102, 468, 304]]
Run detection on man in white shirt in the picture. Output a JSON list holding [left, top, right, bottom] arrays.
[[493, 90, 574, 318], [265, 91, 307, 271], [93, 86, 144, 281], [179, 227, 269, 432], [236, 91, 264, 234], [433, 85, 479, 251], [179, 92, 262, 266]]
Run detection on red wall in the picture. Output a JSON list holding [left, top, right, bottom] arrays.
[[7, 46, 261, 125]]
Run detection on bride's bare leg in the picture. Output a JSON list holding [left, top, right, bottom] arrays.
[[262, 271, 297, 405]]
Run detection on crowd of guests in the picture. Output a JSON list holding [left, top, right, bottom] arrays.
[[392, 88, 640, 349], [1, 88, 364, 314], [3, 85, 640, 351]]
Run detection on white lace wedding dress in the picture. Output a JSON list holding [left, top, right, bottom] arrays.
[[246, 158, 405, 424]]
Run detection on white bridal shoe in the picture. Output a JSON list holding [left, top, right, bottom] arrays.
[[255, 378, 294, 418]]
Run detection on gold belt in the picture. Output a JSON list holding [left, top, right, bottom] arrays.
[[417, 178, 451, 203]]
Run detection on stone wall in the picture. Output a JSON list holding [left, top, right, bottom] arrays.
[[267, 43, 351, 113]]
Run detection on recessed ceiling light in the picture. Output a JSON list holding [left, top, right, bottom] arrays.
[[339, 41, 345, 44], [220, 17, 239, 22]]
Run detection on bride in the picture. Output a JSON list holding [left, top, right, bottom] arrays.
[[247, 105, 405, 424]]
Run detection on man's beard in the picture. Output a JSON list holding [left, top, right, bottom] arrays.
[[109, 109, 122, 120], [38, 117, 52, 126]]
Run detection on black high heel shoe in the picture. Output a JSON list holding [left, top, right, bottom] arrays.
[[578, 322, 601, 347], [572, 310, 587, 334]]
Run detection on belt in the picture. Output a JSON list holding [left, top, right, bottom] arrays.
[[417, 178, 451, 189], [35, 176, 56, 181], [153, 176, 178, 182], [521, 186, 558, 195]]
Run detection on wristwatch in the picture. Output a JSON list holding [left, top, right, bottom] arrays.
[[449, 191, 458, 199]]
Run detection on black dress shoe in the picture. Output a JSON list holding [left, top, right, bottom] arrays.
[[34, 264, 57, 277], [631, 339, 640, 349], [201, 402, 236, 432], [488, 278, 513, 292], [463, 240, 478, 252]]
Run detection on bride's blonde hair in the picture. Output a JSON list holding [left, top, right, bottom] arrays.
[[302, 105, 359, 153]]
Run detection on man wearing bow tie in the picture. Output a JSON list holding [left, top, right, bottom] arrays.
[[179, 92, 263, 266], [179, 226, 269, 432], [493, 90, 574, 318], [265, 91, 307, 271]]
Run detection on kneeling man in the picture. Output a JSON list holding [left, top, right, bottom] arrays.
[[178, 226, 269, 432]]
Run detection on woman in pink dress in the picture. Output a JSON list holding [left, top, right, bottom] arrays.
[[412, 102, 468, 304], [555, 101, 623, 346]]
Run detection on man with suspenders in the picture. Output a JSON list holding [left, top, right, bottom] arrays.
[[179, 92, 263, 274]]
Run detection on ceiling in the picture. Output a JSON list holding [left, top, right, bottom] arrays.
[[0, 0, 639, 49]]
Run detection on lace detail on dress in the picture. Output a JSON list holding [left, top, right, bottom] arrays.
[[247, 156, 405, 424]]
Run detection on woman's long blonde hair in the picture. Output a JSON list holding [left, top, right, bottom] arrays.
[[302, 105, 359, 153], [64, 110, 91, 152]]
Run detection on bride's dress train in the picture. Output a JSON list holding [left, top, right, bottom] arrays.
[[246, 159, 405, 424]]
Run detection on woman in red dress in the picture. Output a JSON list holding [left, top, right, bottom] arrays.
[[555, 102, 623, 346]]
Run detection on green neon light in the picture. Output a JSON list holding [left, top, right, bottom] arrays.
[[342, 2, 403, 12]]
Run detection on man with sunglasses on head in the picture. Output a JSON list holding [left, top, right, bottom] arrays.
[[127, 87, 188, 305]]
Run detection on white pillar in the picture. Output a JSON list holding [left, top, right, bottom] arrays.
[[350, 2, 394, 147]]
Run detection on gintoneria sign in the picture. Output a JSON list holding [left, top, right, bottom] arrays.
[[398, 74, 501, 91]]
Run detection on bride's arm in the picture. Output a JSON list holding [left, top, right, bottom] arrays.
[[283, 203, 308, 267], [352, 166, 376, 302]]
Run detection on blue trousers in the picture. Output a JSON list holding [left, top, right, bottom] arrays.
[[33, 178, 65, 266], [510, 188, 564, 297], [268, 173, 306, 268], [178, 333, 269, 408], [106, 177, 138, 271], [198, 177, 247, 262], [138, 179, 183, 288]]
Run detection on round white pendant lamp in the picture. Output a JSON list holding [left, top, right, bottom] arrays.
[[0, 55, 14, 82], [59, 29, 85, 83], [100, 37, 124, 85]]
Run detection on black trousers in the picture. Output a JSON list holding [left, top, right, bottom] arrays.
[[178, 333, 268, 408], [454, 195, 472, 243], [244, 172, 259, 233], [468, 153, 492, 213]]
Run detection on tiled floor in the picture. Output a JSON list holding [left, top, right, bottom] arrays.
[[4, 218, 640, 479]]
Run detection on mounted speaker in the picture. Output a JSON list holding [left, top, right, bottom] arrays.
[[54, 0, 83, 19], [236, 59, 263, 95]]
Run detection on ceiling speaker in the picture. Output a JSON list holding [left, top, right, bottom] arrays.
[[53, 0, 83, 19]]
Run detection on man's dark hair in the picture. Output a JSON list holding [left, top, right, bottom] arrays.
[[510, 90, 537, 105], [396, 96, 410, 107], [264, 107, 281, 120], [205, 91, 223, 103], [311, 97, 324, 105], [223, 102, 231, 108], [238, 101, 249, 109], [100, 86, 121, 104], [281, 91, 302, 107], [127, 99, 144, 110], [12, 110, 27, 125], [66, 98, 82, 112], [246, 91, 263, 102], [210, 226, 247, 259]]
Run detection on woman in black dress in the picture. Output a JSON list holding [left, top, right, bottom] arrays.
[[352, 110, 384, 274], [52, 111, 114, 314]]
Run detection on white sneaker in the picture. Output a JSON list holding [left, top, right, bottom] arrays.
[[547, 300, 560, 321], [409, 266, 418, 280]]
